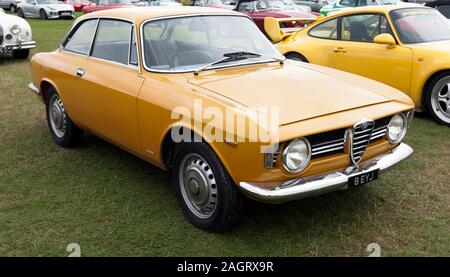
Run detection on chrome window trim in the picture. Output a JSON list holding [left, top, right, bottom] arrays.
[[139, 13, 282, 74], [61, 16, 140, 70], [62, 18, 99, 56]]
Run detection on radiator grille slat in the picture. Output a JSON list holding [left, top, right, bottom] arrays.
[[351, 120, 375, 163]]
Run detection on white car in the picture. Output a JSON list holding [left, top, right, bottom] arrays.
[[0, 0, 23, 13], [0, 6, 35, 58], [17, 0, 74, 20]]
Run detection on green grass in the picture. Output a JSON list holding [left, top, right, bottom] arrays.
[[0, 14, 449, 257]]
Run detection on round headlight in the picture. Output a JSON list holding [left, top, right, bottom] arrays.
[[11, 25, 21, 35], [281, 138, 311, 174], [387, 113, 407, 144]]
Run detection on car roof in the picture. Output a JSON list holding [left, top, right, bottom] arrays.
[[78, 7, 241, 24]]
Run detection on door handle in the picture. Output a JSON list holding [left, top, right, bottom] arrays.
[[76, 68, 85, 78], [333, 47, 347, 53]]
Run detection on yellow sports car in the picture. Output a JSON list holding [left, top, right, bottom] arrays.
[[29, 7, 414, 231], [267, 5, 450, 126]]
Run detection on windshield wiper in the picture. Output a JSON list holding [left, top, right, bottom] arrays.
[[194, 51, 285, 75]]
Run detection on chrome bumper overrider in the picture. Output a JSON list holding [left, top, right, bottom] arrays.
[[239, 143, 413, 203], [0, 41, 36, 53], [28, 82, 40, 96]]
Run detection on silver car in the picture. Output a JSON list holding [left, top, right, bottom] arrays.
[[0, 7, 36, 58], [0, 0, 23, 13], [17, 0, 74, 19]]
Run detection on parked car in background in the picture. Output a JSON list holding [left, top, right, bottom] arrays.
[[17, 0, 74, 19], [192, 0, 234, 9], [319, 0, 413, 16], [426, 0, 450, 18], [146, 0, 181, 6], [0, 7, 36, 58], [0, 0, 22, 13], [29, 7, 415, 231], [269, 5, 450, 126], [294, 0, 325, 12], [64, 0, 95, 12], [234, 0, 316, 34], [83, 0, 133, 13]]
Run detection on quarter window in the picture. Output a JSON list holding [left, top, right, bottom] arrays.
[[64, 19, 98, 55], [91, 19, 133, 65], [308, 18, 338, 39], [340, 14, 393, 42]]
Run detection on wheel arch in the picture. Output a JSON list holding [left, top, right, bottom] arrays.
[[284, 51, 309, 63], [421, 69, 450, 108], [40, 78, 60, 102]]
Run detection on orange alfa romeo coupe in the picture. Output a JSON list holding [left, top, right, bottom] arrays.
[[29, 7, 415, 231]]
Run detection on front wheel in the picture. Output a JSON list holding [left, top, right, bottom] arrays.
[[12, 49, 29, 59], [45, 87, 83, 147], [173, 142, 243, 232], [9, 4, 16, 13], [17, 8, 24, 18], [39, 9, 48, 20], [426, 72, 450, 126]]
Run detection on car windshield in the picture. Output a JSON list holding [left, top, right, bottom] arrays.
[[143, 15, 281, 72], [390, 8, 450, 44], [255, 0, 296, 11], [37, 0, 59, 4]]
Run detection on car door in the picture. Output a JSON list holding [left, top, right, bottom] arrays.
[[332, 13, 413, 94], [74, 19, 144, 151]]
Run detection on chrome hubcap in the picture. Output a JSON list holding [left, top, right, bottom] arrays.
[[179, 153, 217, 219], [49, 95, 67, 138], [431, 78, 450, 123]]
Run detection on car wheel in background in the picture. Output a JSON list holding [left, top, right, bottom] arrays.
[[9, 4, 16, 13], [12, 49, 29, 59], [45, 87, 83, 147], [285, 53, 309, 63], [39, 9, 48, 20], [173, 142, 243, 232], [17, 8, 24, 18], [426, 72, 450, 127]]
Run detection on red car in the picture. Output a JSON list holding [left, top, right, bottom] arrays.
[[64, 0, 96, 12], [83, 0, 134, 14], [192, 0, 235, 9], [235, 0, 316, 34]]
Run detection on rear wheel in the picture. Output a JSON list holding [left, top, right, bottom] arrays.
[[426, 72, 450, 126], [173, 142, 243, 232], [45, 87, 83, 147], [9, 4, 16, 13], [17, 8, 24, 18], [39, 9, 48, 20], [285, 53, 309, 63], [12, 49, 29, 59]]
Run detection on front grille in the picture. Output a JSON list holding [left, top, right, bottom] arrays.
[[351, 120, 375, 163], [370, 116, 389, 142], [309, 128, 346, 157]]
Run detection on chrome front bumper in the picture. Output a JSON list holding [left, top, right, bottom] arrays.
[[239, 143, 413, 204], [0, 41, 36, 53], [28, 82, 40, 96]]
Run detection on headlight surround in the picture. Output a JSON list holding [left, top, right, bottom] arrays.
[[10, 25, 21, 35], [281, 138, 311, 174], [387, 113, 407, 144]]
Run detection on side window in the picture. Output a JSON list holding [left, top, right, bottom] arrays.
[[64, 19, 98, 55], [91, 19, 133, 65], [129, 27, 138, 66], [308, 18, 338, 39], [340, 0, 357, 7], [238, 2, 252, 12], [437, 5, 450, 18], [340, 14, 393, 42]]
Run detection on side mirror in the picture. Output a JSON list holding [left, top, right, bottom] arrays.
[[373, 33, 396, 49], [264, 17, 285, 43]]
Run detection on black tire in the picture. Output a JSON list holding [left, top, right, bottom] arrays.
[[17, 8, 24, 18], [285, 52, 309, 63], [45, 87, 83, 147], [9, 4, 16, 13], [172, 142, 243, 232], [425, 72, 450, 127], [12, 49, 29, 59], [39, 9, 48, 20]]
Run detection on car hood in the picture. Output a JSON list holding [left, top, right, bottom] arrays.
[[0, 12, 29, 28], [41, 4, 74, 10], [408, 39, 450, 52], [187, 61, 410, 125]]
